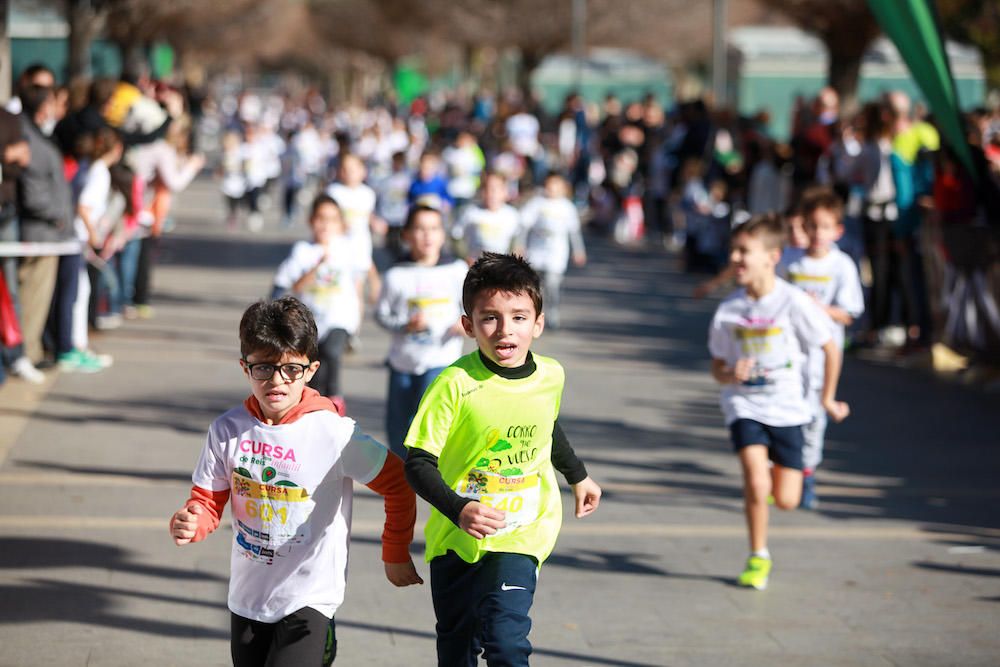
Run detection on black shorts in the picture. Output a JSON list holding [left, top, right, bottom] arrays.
[[231, 608, 336, 667], [729, 418, 805, 470]]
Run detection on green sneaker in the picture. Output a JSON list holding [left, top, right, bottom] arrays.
[[737, 556, 772, 590], [57, 349, 105, 374]]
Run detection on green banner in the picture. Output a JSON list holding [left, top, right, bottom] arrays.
[[867, 0, 977, 180]]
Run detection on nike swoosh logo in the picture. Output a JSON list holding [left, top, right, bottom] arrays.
[[500, 583, 526, 591]]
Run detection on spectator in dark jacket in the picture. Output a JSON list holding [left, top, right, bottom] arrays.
[[17, 83, 74, 365]]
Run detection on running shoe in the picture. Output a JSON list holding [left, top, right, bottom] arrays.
[[737, 556, 772, 590], [81, 349, 113, 369], [57, 349, 105, 374]]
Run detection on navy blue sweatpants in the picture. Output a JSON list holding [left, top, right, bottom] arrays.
[[430, 551, 537, 667]]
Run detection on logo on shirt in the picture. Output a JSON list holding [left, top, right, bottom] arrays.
[[473, 425, 542, 475]]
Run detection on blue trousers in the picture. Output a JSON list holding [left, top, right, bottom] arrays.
[[430, 551, 537, 667], [386, 365, 444, 458], [116, 237, 141, 308], [47, 253, 81, 356]]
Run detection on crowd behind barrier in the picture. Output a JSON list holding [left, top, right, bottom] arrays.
[[1, 64, 999, 389]]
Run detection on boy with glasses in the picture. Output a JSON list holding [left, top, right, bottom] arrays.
[[169, 296, 422, 666]]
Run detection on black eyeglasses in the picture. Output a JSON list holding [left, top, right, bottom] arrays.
[[243, 360, 311, 382]]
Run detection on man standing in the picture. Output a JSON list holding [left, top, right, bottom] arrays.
[[17, 83, 74, 365]]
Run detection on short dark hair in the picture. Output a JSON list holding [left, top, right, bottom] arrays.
[[462, 252, 542, 316], [403, 203, 443, 230], [16, 63, 54, 95], [20, 83, 53, 118], [799, 186, 844, 222], [731, 212, 787, 251], [309, 194, 341, 221], [239, 296, 319, 362]]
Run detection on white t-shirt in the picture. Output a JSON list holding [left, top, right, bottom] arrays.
[[442, 145, 484, 200], [273, 239, 369, 337], [243, 139, 272, 189], [519, 195, 583, 275], [779, 246, 864, 389], [192, 407, 387, 623], [327, 182, 376, 259], [374, 170, 412, 228], [221, 146, 247, 199], [453, 204, 521, 258], [376, 259, 468, 374], [506, 113, 540, 157], [708, 279, 833, 427], [75, 161, 111, 243]]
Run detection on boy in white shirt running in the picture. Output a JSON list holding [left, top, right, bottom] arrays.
[[272, 195, 368, 412], [778, 188, 864, 509], [517, 173, 586, 329], [376, 205, 467, 458], [326, 153, 385, 309], [452, 171, 521, 263], [169, 296, 421, 666], [708, 213, 850, 590]]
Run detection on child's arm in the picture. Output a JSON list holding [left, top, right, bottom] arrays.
[[568, 207, 587, 267], [291, 251, 326, 293], [711, 357, 753, 384], [819, 339, 850, 422], [169, 486, 230, 546], [822, 304, 854, 326], [405, 450, 507, 539], [551, 421, 600, 518], [364, 452, 424, 586]]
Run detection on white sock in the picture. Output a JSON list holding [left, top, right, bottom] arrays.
[[751, 548, 771, 560]]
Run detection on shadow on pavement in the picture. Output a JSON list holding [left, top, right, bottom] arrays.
[[0, 537, 227, 638], [338, 619, 663, 666], [158, 233, 294, 271]]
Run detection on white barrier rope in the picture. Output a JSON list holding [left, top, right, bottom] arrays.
[[0, 241, 82, 258]]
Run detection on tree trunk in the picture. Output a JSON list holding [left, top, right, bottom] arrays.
[[66, 0, 100, 81], [826, 45, 864, 116], [518, 48, 542, 102]]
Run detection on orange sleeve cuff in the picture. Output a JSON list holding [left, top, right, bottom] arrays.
[[364, 453, 416, 563], [176, 485, 230, 543]]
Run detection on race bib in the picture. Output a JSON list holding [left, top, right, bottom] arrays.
[[231, 470, 312, 565], [456, 469, 541, 536]]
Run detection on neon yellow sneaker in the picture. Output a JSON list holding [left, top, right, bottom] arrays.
[[738, 556, 772, 590]]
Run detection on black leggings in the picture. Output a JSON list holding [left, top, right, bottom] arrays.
[[231, 608, 336, 667], [309, 328, 349, 398]]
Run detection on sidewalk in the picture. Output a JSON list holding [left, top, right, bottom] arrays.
[[1, 178, 998, 666]]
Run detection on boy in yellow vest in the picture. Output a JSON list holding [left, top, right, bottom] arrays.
[[404, 252, 602, 666]]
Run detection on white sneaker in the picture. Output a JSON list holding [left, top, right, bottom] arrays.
[[95, 313, 123, 330], [11, 356, 45, 384]]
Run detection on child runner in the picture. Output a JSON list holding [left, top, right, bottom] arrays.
[[407, 151, 453, 213], [169, 296, 422, 666], [517, 172, 586, 330], [272, 195, 368, 413], [778, 188, 863, 509], [326, 153, 384, 323], [442, 131, 486, 214], [404, 252, 602, 666], [708, 214, 850, 590], [375, 205, 467, 458], [219, 130, 247, 231], [452, 171, 521, 264], [373, 151, 412, 259]]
